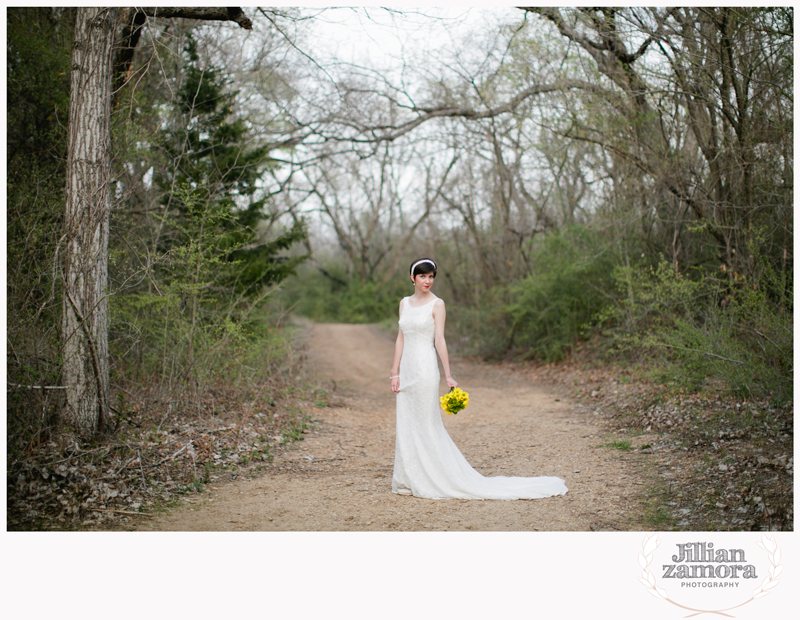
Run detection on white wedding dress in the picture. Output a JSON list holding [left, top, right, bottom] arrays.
[[392, 296, 568, 500]]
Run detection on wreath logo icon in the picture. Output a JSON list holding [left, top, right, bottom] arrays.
[[638, 533, 782, 617]]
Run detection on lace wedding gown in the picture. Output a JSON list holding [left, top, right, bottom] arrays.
[[392, 296, 568, 500]]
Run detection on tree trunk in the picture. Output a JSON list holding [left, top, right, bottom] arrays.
[[61, 7, 116, 437], [60, 7, 255, 438]]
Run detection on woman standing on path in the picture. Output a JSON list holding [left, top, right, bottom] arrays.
[[389, 258, 568, 500]]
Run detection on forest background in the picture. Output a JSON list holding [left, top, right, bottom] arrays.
[[6, 7, 793, 529]]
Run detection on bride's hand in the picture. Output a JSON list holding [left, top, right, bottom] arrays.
[[390, 376, 400, 392], [446, 376, 458, 390]]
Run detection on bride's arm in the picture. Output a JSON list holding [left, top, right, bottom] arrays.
[[433, 300, 458, 389], [390, 300, 404, 392]]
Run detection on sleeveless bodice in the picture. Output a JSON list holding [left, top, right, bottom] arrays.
[[398, 296, 437, 344], [397, 296, 439, 397]]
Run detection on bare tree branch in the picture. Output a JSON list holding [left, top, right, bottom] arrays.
[[138, 8, 253, 30]]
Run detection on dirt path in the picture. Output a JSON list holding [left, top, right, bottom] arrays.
[[141, 324, 648, 531]]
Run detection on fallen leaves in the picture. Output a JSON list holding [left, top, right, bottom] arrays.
[[520, 360, 793, 531], [7, 380, 320, 530]]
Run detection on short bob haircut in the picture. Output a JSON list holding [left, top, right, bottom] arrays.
[[409, 258, 437, 277]]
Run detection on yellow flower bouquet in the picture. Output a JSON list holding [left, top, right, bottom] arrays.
[[440, 387, 469, 415]]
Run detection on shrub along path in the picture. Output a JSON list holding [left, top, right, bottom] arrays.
[[140, 324, 651, 531]]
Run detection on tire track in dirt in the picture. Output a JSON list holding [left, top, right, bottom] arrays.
[[141, 324, 647, 531]]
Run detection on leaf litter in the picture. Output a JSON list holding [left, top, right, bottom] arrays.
[[527, 361, 792, 531], [7, 380, 323, 530]]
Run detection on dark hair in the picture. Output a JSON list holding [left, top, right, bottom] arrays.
[[410, 258, 437, 277]]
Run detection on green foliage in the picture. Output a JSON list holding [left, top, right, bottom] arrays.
[[280, 412, 315, 443], [110, 35, 308, 388], [608, 261, 792, 402], [445, 289, 515, 359], [151, 35, 308, 298], [163, 36, 273, 201], [503, 226, 616, 362], [605, 439, 632, 451], [6, 8, 73, 163], [6, 8, 72, 327], [225, 220, 308, 297], [276, 263, 409, 323], [6, 9, 75, 449], [110, 185, 300, 385], [605, 261, 708, 336], [643, 485, 679, 530]]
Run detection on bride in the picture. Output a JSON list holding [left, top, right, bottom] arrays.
[[389, 258, 568, 500]]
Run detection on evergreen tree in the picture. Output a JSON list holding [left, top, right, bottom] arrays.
[[156, 35, 307, 299]]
